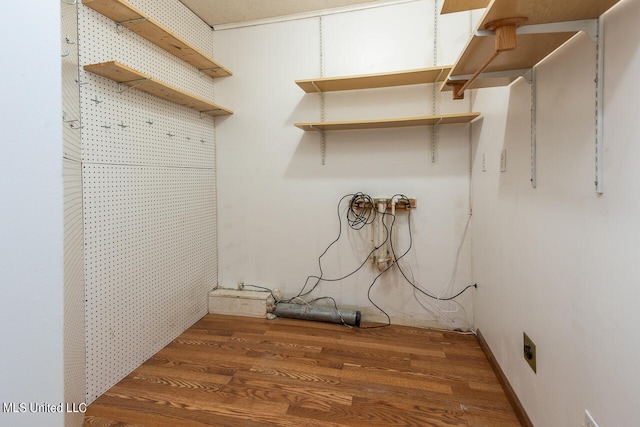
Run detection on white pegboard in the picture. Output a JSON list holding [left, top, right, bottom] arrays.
[[79, 73, 216, 167], [63, 158, 86, 427], [78, 0, 219, 168], [128, 0, 215, 56], [79, 0, 216, 104], [78, 0, 219, 403], [62, 2, 81, 162], [62, 4, 86, 426], [83, 165, 215, 402]]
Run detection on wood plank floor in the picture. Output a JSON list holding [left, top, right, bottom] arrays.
[[84, 314, 521, 426]]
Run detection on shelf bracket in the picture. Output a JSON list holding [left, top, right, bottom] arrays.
[[199, 66, 222, 76], [470, 18, 602, 191], [447, 68, 531, 83], [115, 17, 149, 33], [475, 19, 598, 41], [452, 17, 528, 99], [431, 118, 443, 163], [200, 109, 223, 118], [595, 17, 604, 193], [117, 78, 150, 93], [321, 130, 327, 165], [306, 124, 327, 164], [530, 66, 537, 189]]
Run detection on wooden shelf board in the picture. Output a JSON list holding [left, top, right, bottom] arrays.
[[479, 0, 620, 27], [296, 66, 452, 93], [83, 0, 231, 78], [444, 0, 621, 92], [83, 61, 233, 116], [441, 0, 490, 14], [450, 32, 575, 77], [295, 113, 480, 131]]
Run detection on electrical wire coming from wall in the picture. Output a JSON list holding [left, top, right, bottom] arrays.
[[279, 193, 476, 328]]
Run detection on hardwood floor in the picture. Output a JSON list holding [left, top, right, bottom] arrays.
[[84, 314, 521, 426]]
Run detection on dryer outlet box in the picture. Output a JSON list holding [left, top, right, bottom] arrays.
[[209, 289, 272, 318]]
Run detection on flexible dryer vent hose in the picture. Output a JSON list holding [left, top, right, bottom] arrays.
[[273, 303, 361, 327]]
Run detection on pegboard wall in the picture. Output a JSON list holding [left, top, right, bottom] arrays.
[[62, 3, 86, 426], [78, 0, 219, 402], [62, 1, 81, 162]]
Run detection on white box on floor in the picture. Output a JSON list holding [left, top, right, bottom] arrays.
[[208, 288, 272, 318]]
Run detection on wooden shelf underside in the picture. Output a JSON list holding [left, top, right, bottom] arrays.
[[479, 0, 620, 27], [296, 66, 452, 93], [295, 113, 480, 131], [442, 32, 574, 92], [83, 61, 233, 116], [441, 0, 490, 14], [83, 0, 231, 78], [444, 0, 621, 92]]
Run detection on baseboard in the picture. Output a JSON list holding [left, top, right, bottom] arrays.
[[476, 329, 534, 427]]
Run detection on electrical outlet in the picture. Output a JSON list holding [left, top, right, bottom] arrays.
[[500, 149, 507, 172], [482, 153, 486, 172], [585, 410, 600, 427], [523, 332, 536, 373]]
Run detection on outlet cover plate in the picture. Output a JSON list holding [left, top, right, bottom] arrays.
[[523, 332, 536, 373]]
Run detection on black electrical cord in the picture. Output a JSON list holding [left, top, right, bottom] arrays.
[[388, 194, 477, 301], [284, 193, 384, 302], [240, 283, 279, 301], [285, 192, 476, 328]]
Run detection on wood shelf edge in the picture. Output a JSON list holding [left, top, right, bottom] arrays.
[[83, 61, 233, 116], [441, 0, 491, 14], [294, 113, 480, 131], [296, 66, 453, 93]]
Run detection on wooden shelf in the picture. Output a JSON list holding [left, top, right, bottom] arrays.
[[84, 61, 233, 116], [294, 113, 480, 131], [441, 0, 490, 14], [443, 0, 621, 98], [479, 0, 619, 27], [83, 0, 231, 78], [296, 66, 452, 93]]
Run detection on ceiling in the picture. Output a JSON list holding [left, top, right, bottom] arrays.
[[179, 0, 395, 28]]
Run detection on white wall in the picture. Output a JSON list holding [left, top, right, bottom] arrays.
[[0, 2, 64, 427], [214, 1, 477, 328], [471, 0, 640, 425]]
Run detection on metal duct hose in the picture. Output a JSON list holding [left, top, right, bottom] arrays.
[[273, 303, 361, 327]]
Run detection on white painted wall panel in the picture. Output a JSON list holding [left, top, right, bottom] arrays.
[[213, 0, 475, 329], [0, 2, 64, 426], [470, 0, 640, 425]]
